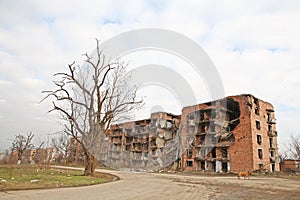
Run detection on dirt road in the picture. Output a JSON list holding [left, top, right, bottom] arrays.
[[1, 168, 299, 200]]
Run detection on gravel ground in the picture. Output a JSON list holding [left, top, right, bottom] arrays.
[[1, 167, 299, 200]]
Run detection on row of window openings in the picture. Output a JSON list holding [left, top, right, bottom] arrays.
[[187, 148, 274, 162], [186, 148, 227, 159], [253, 97, 273, 120], [258, 149, 275, 159], [257, 135, 274, 147], [186, 161, 228, 171], [259, 164, 276, 172], [189, 124, 217, 133], [255, 121, 273, 131], [254, 109, 272, 118], [254, 98, 259, 115], [186, 136, 218, 147]]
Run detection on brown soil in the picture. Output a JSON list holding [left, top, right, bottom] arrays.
[[1, 168, 299, 200]]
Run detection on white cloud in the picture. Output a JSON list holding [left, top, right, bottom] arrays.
[[209, 12, 300, 51], [0, 0, 299, 151]]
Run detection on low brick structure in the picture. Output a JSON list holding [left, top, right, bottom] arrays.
[[280, 159, 300, 172]]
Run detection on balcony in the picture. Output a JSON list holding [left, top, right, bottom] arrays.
[[111, 137, 122, 144], [111, 132, 122, 137], [194, 153, 206, 160], [187, 119, 195, 126], [267, 118, 276, 124], [196, 131, 206, 136], [268, 130, 278, 137], [193, 139, 204, 147]]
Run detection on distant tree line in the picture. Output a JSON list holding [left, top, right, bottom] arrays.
[[0, 131, 85, 166]]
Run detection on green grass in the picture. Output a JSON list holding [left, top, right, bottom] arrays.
[[0, 164, 113, 191]]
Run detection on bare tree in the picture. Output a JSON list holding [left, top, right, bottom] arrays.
[[11, 132, 34, 164], [51, 132, 70, 164], [286, 135, 300, 160], [278, 151, 288, 162], [32, 140, 45, 164], [42, 39, 142, 175], [0, 150, 8, 164]]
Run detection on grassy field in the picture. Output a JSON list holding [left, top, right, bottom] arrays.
[[0, 164, 115, 191]]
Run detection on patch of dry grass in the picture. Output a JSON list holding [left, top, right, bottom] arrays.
[[0, 164, 113, 191]]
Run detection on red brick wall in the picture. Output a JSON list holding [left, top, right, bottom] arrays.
[[180, 94, 279, 172], [227, 95, 254, 172], [280, 160, 300, 171], [249, 97, 279, 171]]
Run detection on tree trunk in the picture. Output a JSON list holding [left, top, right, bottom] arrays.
[[17, 153, 22, 165], [84, 151, 97, 176]]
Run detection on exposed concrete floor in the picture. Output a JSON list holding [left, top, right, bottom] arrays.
[[1, 167, 299, 200]]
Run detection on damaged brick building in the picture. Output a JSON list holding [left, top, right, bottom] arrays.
[[100, 112, 181, 170], [181, 94, 279, 172], [104, 94, 279, 173]]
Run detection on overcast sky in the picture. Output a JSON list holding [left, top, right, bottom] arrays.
[[0, 0, 299, 151]]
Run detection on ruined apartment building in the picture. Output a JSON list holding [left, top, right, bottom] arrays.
[[102, 112, 181, 169], [181, 94, 279, 172], [105, 94, 279, 173]]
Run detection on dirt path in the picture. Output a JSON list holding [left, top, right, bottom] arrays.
[[1, 167, 299, 200]]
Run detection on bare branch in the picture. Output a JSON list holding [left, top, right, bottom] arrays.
[[11, 132, 34, 164], [41, 39, 142, 175]]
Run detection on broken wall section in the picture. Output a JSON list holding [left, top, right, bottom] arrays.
[[182, 97, 241, 172], [102, 112, 181, 171]]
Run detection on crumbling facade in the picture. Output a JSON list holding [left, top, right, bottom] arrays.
[[104, 94, 279, 172], [181, 94, 279, 172], [101, 112, 181, 170]]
